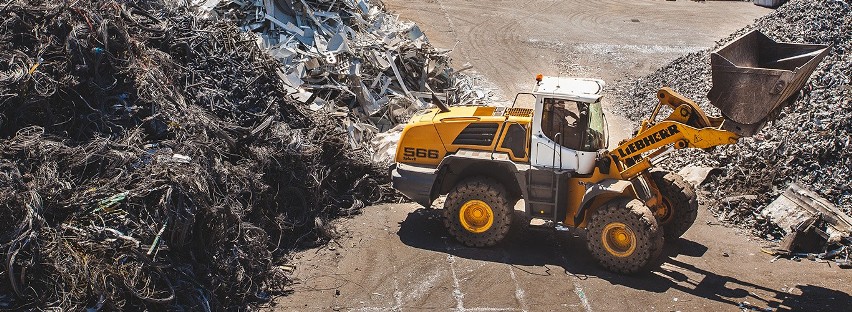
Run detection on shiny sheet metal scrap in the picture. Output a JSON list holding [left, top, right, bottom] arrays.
[[197, 0, 497, 156]]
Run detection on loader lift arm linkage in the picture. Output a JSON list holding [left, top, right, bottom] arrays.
[[611, 87, 739, 181]]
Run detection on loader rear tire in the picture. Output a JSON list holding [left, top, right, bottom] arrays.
[[650, 169, 698, 240], [586, 198, 664, 274], [444, 177, 513, 247]]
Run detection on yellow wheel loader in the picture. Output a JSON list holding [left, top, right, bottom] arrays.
[[390, 30, 830, 273]]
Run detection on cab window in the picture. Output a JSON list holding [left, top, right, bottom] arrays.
[[541, 98, 587, 150], [540, 98, 607, 152], [584, 101, 607, 151]]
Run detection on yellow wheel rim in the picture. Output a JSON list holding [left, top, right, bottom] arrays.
[[654, 198, 672, 224], [459, 200, 494, 233], [602, 222, 637, 258]]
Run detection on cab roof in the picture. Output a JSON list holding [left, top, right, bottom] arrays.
[[532, 76, 605, 103]]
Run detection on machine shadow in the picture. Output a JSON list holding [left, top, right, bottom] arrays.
[[397, 208, 848, 312]]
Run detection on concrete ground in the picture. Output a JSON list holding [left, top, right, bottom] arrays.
[[273, 1, 851, 311], [277, 203, 849, 311], [382, 0, 773, 94]]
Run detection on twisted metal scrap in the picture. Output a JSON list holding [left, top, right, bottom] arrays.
[[0, 0, 393, 310]]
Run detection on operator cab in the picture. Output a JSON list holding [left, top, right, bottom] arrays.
[[529, 76, 608, 174]]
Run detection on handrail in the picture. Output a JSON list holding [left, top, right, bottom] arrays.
[[552, 132, 561, 170], [511, 92, 536, 109]]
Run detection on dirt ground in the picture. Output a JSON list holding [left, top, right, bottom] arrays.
[[273, 1, 851, 311]]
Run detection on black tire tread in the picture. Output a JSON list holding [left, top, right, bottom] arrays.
[[650, 169, 698, 239], [586, 198, 664, 274], [443, 177, 513, 247]]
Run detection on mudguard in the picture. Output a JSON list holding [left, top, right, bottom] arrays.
[[573, 179, 635, 225], [434, 150, 526, 201]]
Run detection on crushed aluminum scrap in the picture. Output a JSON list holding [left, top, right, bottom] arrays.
[[611, 0, 852, 240], [198, 0, 498, 163], [0, 0, 393, 310]]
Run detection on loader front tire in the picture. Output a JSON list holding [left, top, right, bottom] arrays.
[[444, 177, 513, 247], [650, 169, 698, 239], [586, 198, 664, 274]]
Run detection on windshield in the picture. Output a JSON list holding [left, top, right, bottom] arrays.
[[584, 101, 607, 151]]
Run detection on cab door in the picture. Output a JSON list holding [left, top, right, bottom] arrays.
[[530, 97, 599, 174]]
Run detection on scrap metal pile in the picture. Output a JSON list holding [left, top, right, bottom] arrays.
[[0, 0, 393, 310], [200, 0, 496, 154], [613, 0, 851, 241]]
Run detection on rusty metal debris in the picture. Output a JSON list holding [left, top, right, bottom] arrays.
[[0, 0, 398, 310], [613, 0, 851, 239]]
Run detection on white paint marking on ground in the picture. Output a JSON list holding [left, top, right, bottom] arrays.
[[434, 0, 468, 61], [552, 236, 593, 312], [507, 266, 529, 312], [403, 268, 443, 304], [351, 308, 393, 312], [360, 268, 444, 311], [354, 248, 518, 312], [572, 284, 593, 312], [392, 278, 403, 312], [387, 224, 403, 312], [447, 254, 466, 311], [354, 307, 519, 312]]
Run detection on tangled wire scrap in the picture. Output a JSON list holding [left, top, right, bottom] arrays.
[[0, 0, 394, 310]]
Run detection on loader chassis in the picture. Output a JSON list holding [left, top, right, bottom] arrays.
[[390, 30, 829, 274], [393, 78, 636, 226]]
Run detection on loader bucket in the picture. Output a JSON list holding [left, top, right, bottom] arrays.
[[707, 30, 830, 136]]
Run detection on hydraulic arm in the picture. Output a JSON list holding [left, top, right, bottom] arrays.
[[611, 87, 739, 178]]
